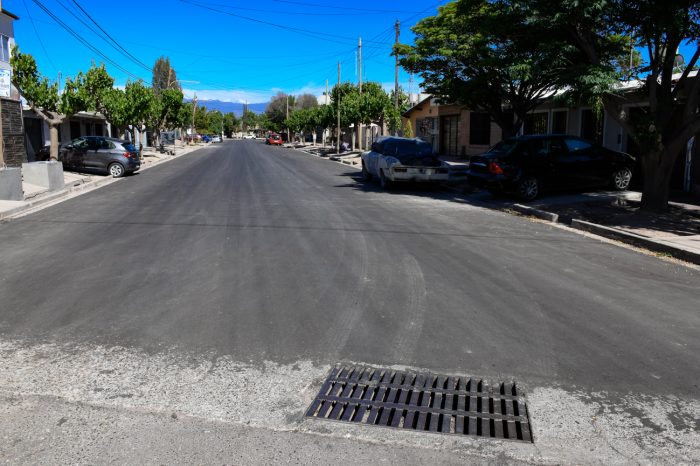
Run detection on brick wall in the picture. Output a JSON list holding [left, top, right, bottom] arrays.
[[2, 98, 26, 167]]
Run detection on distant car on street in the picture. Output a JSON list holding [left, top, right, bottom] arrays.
[[266, 133, 283, 146], [202, 135, 212, 143], [361, 136, 449, 189], [242, 134, 255, 139], [211, 135, 222, 143], [60, 136, 140, 178], [467, 134, 635, 201]]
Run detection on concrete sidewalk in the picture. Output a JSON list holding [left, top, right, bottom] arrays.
[[508, 191, 700, 265], [0, 144, 201, 220]]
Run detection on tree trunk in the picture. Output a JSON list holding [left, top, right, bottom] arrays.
[[639, 148, 675, 212], [49, 124, 60, 161]]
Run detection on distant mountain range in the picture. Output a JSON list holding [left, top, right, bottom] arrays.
[[184, 99, 267, 116]]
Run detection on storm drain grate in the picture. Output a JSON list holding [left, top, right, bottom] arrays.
[[306, 365, 532, 442]]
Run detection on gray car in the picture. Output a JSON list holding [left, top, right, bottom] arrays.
[[60, 136, 141, 178]]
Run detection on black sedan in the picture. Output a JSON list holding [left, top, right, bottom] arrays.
[[467, 134, 635, 201]]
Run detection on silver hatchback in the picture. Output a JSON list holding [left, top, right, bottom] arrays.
[[60, 136, 141, 178]]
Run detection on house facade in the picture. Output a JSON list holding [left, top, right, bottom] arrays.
[[405, 92, 699, 197], [23, 109, 112, 161], [0, 7, 25, 167], [403, 96, 501, 158]]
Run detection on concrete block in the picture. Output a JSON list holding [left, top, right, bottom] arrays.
[[512, 203, 560, 223], [0, 167, 23, 200], [22, 161, 65, 192]]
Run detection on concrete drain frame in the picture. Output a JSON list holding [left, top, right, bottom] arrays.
[[306, 365, 532, 442]]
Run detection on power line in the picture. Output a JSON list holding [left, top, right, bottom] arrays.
[[29, 0, 143, 80], [180, 0, 391, 46], [21, 0, 58, 73], [270, 0, 424, 14], [177, 0, 391, 16], [69, 0, 152, 72]]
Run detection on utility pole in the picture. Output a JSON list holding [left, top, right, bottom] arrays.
[[336, 62, 341, 155], [325, 79, 329, 147], [358, 37, 362, 94], [286, 94, 289, 143], [191, 93, 197, 142], [357, 36, 362, 150], [395, 20, 400, 110]]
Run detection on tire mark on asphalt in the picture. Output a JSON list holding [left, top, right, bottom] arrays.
[[388, 254, 427, 363]]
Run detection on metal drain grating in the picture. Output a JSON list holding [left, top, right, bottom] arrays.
[[306, 365, 532, 442]]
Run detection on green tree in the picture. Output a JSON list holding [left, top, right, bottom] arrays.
[[265, 92, 295, 130], [194, 105, 209, 133], [294, 93, 318, 110], [152, 56, 181, 93], [241, 110, 258, 132], [223, 112, 239, 137], [207, 110, 224, 135], [396, 0, 575, 137], [124, 80, 155, 146], [10, 48, 98, 160], [387, 87, 410, 135], [148, 88, 184, 146], [530, 0, 700, 211]]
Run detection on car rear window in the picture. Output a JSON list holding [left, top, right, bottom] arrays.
[[382, 139, 433, 158], [121, 143, 138, 152]]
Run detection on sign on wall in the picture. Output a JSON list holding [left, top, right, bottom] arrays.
[[0, 69, 11, 98]]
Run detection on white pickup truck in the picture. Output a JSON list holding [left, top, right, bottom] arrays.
[[360, 137, 450, 189]]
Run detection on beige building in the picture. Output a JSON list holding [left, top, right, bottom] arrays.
[[403, 96, 501, 158]]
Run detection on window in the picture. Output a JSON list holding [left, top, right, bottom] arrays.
[[552, 110, 567, 134], [469, 112, 490, 145], [580, 109, 604, 143], [523, 112, 548, 134], [70, 121, 81, 140], [0, 35, 9, 63]]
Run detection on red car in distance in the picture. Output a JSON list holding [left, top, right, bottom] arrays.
[[266, 133, 283, 146]]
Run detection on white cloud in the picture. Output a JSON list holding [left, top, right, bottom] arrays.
[[180, 88, 273, 103]]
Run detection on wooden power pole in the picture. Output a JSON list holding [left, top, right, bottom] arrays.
[[357, 36, 362, 150], [336, 62, 341, 155], [395, 20, 400, 110]]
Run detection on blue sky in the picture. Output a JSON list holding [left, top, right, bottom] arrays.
[[6, 0, 448, 103]]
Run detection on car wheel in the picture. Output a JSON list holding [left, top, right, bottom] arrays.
[[379, 169, 393, 190], [611, 167, 632, 191], [361, 162, 372, 181], [517, 176, 539, 201], [108, 162, 125, 178]]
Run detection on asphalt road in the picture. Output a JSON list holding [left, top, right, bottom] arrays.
[[1, 140, 698, 464]]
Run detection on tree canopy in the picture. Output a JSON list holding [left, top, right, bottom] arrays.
[[152, 56, 181, 94], [398, 0, 700, 210]]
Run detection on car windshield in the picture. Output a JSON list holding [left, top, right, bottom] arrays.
[[487, 139, 519, 154]]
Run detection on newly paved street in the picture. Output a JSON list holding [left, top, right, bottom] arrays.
[[1, 140, 698, 464]]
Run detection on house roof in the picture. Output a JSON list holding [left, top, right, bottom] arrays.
[[402, 95, 433, 118], [2, 9, 19, 20]]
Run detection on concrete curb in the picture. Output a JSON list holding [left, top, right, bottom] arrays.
[[512, 203, 560, 223], [570, 219, 700, 265]]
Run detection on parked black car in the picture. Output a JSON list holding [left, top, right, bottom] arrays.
[[60, 136, 140, 178], [467, 134, 635, 201]]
